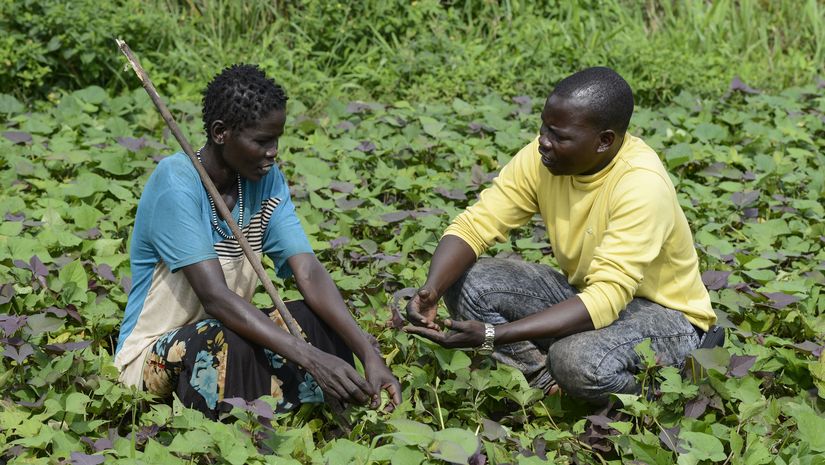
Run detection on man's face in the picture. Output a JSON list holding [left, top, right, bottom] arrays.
[[538, 94, 610, 176]]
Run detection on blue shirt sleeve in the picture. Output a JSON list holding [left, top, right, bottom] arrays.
[[263, 170, 314, 278], [145, 160, 217, 272]]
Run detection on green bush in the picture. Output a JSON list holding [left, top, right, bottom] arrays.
[[3, 0, 824, 108], [0, 0, 173, 98]]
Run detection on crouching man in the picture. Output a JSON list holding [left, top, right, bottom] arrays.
[[404, 67, 715, 404]]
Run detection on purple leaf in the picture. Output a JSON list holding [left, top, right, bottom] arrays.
[[346, 102, 373, 114], [3, 131, 32, 144], [71, 452, 105, 465], [329, 181, 355, 193], [336, 198, 364, 210], [96, 264, 117, 282], [468, 452, 488, 465], [409, 208, 445, 219], [791, 341, 822, 354], [222, 397, 248, 409], [659, 426, 686, 453], [78, 227, 102, 239], [467, 122, 495, 135], [30, 256, 48, 277], [3, 343, 34, 362], [92, 437, 113, 452], [684, 395, 710, 418], [121, 276, 132, 294], [0, 315, 27, 335], [45, 307, 67, 318], [18, 394, 46, 408], [248, 398, 274, 419], [763, 292, 799, 309], [512, 95, 532, 115], [434, 186, 467, 200], [701, 270, 731, 290], [13, 259, 30, 271], [729, 76, 759, 94], [336, 121, 356, 132], [742, 208, 759, 219], [373, 253, 402, 263], [356, 140, 376, 153], [116, 136, 147, 152], [44, 340, 92, 354], [0, 283, 16, 305], [380, 211, 411, 223], [727, 355, 757, 378], [65, 304, 82, 323], [5, 212, 25, 221], [731, 190, 760, 208], [329, 237, 350, 249], [585, 414, 615, 429]]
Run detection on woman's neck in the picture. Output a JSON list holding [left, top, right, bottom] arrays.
[[199, 144, 236, 194]]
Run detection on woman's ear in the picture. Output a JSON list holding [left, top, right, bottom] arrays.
[[596, 130, 616, 153], [210, 120, 228, 145]]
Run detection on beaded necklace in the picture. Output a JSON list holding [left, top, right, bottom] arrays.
[[195, 147, 243, 240]]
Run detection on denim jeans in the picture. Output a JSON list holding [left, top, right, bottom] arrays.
[[443, 258, 701, 404]]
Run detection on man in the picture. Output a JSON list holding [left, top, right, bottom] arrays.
[[404, 67, 715, 404]]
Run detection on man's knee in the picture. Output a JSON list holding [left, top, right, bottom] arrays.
[[547, 337, 638, 404], [443, 258, 522, 317]]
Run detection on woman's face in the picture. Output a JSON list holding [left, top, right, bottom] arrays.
[[221, 109, 286, 181]]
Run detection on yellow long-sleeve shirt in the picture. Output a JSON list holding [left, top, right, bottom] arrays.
[[444, 134, 715, 330]]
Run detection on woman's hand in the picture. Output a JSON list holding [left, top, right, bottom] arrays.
[[405, 287, 440, 329], [362, 354, 402, 411], [303, 348, 376, 404], [403, 319, 486, 349]]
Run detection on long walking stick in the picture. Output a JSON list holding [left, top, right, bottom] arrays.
[[115, 39, 304, 339]]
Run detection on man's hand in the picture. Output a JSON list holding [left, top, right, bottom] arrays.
[[405, 288, 440, 329], [403, 319, 486, 349], [362, 354, 402, 412], [304, 348, 376, 404]]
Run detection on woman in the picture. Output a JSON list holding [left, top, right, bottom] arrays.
[[114, 64, 400, 419]]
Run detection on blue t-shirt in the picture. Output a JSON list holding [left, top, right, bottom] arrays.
[[114, 153, 313, 385]]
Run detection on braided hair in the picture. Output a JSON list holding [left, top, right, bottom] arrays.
[[202, 64, 288, 141]]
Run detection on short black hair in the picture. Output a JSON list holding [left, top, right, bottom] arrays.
[[202, 64, 288, 140], [550, 67, 634, 135]]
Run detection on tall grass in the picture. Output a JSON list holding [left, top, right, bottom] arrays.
[[3, 0, 823, 106], [140, 0, 824, 107]]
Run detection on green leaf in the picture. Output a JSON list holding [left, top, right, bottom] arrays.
[[786, 402, 825, 452], [690, 347, 730, 374], [432, 428, 479, 463], [0, 94, 25, 114], [64, 392, 91, 415], [387, 419, 435, 446], [168, 429, 214, 454], [678, 431, 726, 461], [810, 352, 825, 399], [419, 116, 445, 138]]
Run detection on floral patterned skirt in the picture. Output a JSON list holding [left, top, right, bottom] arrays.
[[142, 300, 353, 420]]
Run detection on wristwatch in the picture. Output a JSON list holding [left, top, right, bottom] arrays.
[[478, 323, 496, 355]]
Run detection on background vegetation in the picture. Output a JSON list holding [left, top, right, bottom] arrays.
[[1, 0, 824, 463]]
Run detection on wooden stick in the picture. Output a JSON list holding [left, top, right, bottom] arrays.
[[115, 39, 304, 339]]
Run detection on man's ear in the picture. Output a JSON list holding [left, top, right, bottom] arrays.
[[596, 130, 616, 153], [210, 120, 228, 145]]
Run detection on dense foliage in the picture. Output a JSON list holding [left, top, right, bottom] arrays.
[[2, 0, 824, 107], [1, 1, 824, 464]]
